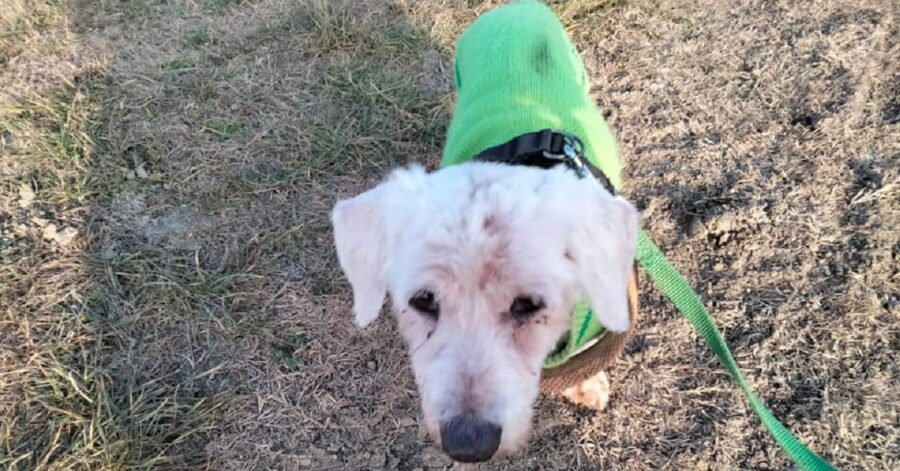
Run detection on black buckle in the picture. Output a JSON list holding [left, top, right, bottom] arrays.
[[472, 129, 616, 194]]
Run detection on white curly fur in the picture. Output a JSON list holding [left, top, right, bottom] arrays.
[[331, 162, 637, 456]]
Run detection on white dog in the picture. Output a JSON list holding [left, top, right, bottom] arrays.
[[331, 1, 639, 463]]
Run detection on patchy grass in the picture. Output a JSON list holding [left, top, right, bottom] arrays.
[[183, 29, 212, 48], [204, 0, 242, 15], [2, 0, 897, 469], [204, 117, 241, 139], [1, 1, 228, 469], [1, 6, 118, 469], [0, 70, 123, 471], [271, 330, 306, 371], [160, 58, 196, 73], [0, 0, 66, 61]]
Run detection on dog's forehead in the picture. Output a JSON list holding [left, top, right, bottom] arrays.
[[392, 164, 580, 296], [410, 166, 568, 248], [417, 164, 576, 225]]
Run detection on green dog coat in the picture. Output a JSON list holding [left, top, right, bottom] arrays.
[[440, 0, 623, 368]]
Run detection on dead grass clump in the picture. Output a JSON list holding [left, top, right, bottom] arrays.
[[0, 81, 126, 471], [1, 1, 227, 469]]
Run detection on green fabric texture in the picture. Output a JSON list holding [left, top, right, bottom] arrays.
[[441, 0, 616, 366], [636, 231, 838, 471], [542, 302, 604, 368], [441, 0, 621, 189]]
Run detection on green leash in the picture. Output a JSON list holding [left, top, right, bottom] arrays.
[[636, 230, 838, 471]]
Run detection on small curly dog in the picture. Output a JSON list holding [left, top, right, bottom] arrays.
[[332, 0, 638, 463]]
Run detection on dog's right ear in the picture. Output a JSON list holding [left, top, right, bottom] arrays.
[[566, 184, 639, 333], [330, 166, 425, 327]]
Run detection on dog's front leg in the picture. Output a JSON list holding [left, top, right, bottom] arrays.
[[560, 371, 610, 410]]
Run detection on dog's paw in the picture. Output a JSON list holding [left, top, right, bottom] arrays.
[[560, 371, 610, 410]]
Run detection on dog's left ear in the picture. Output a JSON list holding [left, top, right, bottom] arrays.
[[331, 166, 425, 327], [568, 186, 639, 332]]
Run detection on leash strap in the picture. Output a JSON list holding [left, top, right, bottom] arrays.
[[636, 230, 838, 471]]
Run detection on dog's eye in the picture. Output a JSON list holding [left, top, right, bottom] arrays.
[[409, 289, 439, 318], [509, 295, 545, 319]]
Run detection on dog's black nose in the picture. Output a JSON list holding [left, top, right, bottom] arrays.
[[439, 414, 502, 463]]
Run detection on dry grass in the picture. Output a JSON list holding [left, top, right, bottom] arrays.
[[1, 0, 897, 469]]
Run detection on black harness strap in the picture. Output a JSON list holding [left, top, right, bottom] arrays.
[[472, 129, 616, 195]]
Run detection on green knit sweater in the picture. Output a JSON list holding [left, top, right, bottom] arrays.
[[440, 1, 621, 368], [441, 0, 621, 188]]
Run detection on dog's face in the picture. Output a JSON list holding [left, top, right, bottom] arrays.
[[331, 163, 637, 462]]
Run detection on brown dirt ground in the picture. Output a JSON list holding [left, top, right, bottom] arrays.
[[1, 0, 897, 470]]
